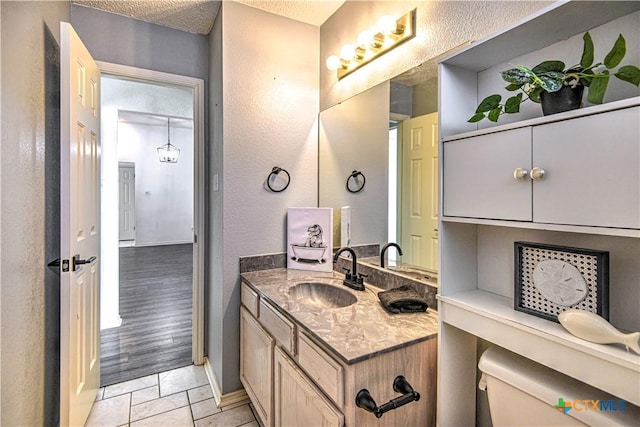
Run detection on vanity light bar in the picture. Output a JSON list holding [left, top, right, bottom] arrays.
[[327, 9, 417, 80]]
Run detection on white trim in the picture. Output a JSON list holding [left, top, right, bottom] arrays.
[[389, 112, 410, 121], [130, 240, 193, 247], [97, 60, 206, 366], [204, 357, 250, 409]]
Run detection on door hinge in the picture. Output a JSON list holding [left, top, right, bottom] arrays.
[[193, 234, 198, 244]]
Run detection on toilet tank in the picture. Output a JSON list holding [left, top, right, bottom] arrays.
[[478, 346, 640, 426]]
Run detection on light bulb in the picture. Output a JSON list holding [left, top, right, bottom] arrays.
[[378, 15, 397, 35], [357, 30, 374, 47], [325, 55, 341, 71], [339, 44, 356, 61]]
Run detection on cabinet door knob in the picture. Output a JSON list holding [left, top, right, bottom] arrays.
[[530, 167, 545, 180], [513, 168, 529, 181]]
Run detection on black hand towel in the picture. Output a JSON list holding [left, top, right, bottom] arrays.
[[378, 285, 428, 314]]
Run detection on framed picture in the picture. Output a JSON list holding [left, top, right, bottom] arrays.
[[287, 207, 333, 272], [514, 242, 609, 322]]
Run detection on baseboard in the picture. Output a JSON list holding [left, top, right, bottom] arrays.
[[100, 314, 122, 330], [131, 240, 192, 247], [203, 357, 250, 409]]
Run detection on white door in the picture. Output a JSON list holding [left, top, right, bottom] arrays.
[[119, 163, 136, 241], [60, 22, 101, 427], [400, 113, 439, 270]]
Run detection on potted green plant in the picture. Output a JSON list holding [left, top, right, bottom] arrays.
[[469, 31, 640, 122]]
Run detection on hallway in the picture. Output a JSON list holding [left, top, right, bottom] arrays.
[[101, 244, 194, 386]]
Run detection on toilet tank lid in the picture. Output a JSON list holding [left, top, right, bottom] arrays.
[[478, 346, 640, 426]]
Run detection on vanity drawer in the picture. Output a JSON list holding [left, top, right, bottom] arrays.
[[259, 299, 296, 355], [297, 332, 344, 409], [241, 282, 259, 317]]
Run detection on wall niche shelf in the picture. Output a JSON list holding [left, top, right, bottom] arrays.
[[437, 1, 640, 425]]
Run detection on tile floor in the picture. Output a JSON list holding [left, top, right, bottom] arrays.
[[87, 365, 258, 427]]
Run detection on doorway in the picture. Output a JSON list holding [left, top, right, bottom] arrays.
[[118, 162, 136, 243], [98, 63, 205, 385]]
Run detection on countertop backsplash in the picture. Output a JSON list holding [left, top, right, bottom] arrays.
[[239, 243, 378, 273], [240, 243, 438, 311]]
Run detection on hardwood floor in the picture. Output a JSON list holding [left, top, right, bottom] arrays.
[[100, 244, 193, 386]]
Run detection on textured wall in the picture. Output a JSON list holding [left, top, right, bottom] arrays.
[[71, 4, 208, 80], [208, 1, 319, 394], [0, 2, 70, 425], [320, 1, 552, 110]]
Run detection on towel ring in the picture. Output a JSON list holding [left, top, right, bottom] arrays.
[[267, 166, 290, 192], [346, 170, 366, 193]]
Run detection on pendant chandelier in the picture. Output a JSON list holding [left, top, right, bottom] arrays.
[[157, 117, 180, 163]]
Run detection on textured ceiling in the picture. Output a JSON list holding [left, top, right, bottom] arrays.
[[73, 1, 221, 34], [234, 0, 345, 26], [73, 0, 346, 35]]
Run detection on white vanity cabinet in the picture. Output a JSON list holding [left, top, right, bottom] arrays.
[[443, 105, 640, 229], [273, 346, 344, 427], [240, 282, 344, 427], [438, 2, 640, 426], [240, 279, 437, 427], [240, 307, 274, 427]]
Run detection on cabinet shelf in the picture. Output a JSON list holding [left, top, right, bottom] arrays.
[[442, 97, 640, 143], [442, 216, 640, 239], [439, 289, 640, 406]]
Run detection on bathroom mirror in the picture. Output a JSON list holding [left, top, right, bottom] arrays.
[[318, 56, 440, 271]]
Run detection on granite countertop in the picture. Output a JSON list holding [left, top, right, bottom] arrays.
[[240, 268, 439, 365]]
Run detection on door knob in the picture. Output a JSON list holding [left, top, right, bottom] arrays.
[[530, 167, 545, 180], [513, 168, 529, 181], [73, 254, 96, 271]]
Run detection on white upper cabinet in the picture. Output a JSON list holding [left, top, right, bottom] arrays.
[[533, 106, 640, 229], [439, 1, 640, 236], [443, 104, 640, 230], [443, 127, 532, 221]]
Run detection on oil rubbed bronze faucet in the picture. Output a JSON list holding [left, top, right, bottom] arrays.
[[333, 247, 365, 291], [380, 242, 403, 268]]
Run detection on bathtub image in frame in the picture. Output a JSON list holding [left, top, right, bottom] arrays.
[[287, 207, 333, 272]]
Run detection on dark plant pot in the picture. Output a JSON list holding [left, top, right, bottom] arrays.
[[540, 84, 585, 116]]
